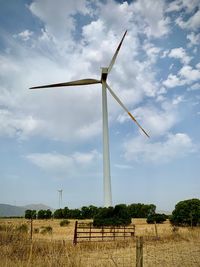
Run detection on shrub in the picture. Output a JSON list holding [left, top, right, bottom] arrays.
[[60, 219, 70, 227], [93, 204, 132, 227], [40, 226, 53, 234], [16, 224, 28, 233], [34, 228, 39, 233], [171, 198, 200, 226], [146, 213, 167, 224]]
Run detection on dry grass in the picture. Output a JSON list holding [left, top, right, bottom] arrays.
[[0, 218, 200, 266]]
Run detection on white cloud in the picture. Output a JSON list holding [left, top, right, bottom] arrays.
[[114, 164, 133, 170], [118, 101, 179, 138], [176, 10, 200, 30], [172, 95, 184, 105], [133, 0, 170, 37], [179, 65, 200, 81], [168, 47, 192, 64], [124, 133, 196, 163], [163, 74, 184, 88], [166, 0, 200, 13], [0, 109, 41, 138], [26, 150, 100, 173], [143, 42, 161, 63], [163, 65, 200, 88], [14, 30, 33, 41], [187, 32, 200, 46], [29, 0, 90, 41], [188, 83, 200, 91]]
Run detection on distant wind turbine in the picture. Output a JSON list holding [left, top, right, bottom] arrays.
[[30, 30, 149, 207], [58, 189, 63, 209]]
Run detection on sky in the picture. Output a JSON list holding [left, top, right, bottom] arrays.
[[0, 0, 200, 212]]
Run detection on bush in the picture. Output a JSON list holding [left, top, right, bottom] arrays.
[[16, 224, 28, 233], [93, 204, 132, 227], [40, 226, 53, 234], [60, 219, 70, 227], [146, 213, 167, 224], [171, 198, 200, 226], [34, 228, 39, 233]]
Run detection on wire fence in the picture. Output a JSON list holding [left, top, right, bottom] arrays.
[[74, 238, 200, 267]]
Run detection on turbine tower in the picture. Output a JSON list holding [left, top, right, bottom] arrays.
[[30, 31, 149, 207], [58, 189, 63, 209]]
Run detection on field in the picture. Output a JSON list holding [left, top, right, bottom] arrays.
[[0, 218, 200, 266]]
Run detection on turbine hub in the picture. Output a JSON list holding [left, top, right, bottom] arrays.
[[101, 67, 108, 81]]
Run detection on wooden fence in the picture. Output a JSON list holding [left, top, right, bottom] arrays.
[[73, 221, 135, 245]]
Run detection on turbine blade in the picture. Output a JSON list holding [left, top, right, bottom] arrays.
[[107, 30, 127, 74], [30, 79, 101, 89], [106, 83, 149, 138]]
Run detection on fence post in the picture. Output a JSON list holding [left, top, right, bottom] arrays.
[[73, 221, 78, 245], [136, 236, 143, 267], [30, 217, 33, 241], [89, 223, 91, 241], [154, 221, 158, 239]]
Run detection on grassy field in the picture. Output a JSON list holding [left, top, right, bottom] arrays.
[[0, 218, 200, 266]]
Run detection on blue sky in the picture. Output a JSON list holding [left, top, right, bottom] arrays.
[[0, 0, 200, 211]]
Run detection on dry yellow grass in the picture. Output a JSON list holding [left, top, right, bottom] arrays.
[[0, 218, 200, 266]]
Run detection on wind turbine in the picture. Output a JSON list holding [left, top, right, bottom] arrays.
[[58, 189, 63, 209], [30, 30, 149, 208]]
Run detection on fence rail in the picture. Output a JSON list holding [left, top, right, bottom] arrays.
[[73, 221, 135, 245]]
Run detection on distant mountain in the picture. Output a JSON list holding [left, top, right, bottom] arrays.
[[0, 203, 52, 217]]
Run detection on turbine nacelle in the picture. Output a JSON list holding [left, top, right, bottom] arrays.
[[101, 67, 109, 81]]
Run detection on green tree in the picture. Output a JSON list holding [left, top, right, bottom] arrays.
[[127, 203, 156, 218], [62, 207, 70, 218], [54, 209, 64, 219], [93, 204, 132, 226], [171, 198, 200, 226], [25, 209, 36, 219], [37, 209, 52, 219], [37, 209, 45, 219], [146, 213, 167, 224], [45, 209, 52, 219]]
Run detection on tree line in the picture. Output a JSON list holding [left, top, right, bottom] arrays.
[[25, 199, 200, 227], [25, 203, 156, 220]]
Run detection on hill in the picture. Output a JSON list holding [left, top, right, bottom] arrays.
[[0, 203, 52, 217]]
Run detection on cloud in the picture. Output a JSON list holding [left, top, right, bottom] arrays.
[[168, 47, 192, 64], [179, 65, 200, 81], [133, 0, 170, 37], [163, 65, 200, 88], [166, 0, 200, 13], [176, 10, 200, 30], [26, 150, 100, 173], [188, 83, 200, 91], [114, 164, 133, 170], [14, 30, 33, 41], [163, 74, 184, 88], [117, 100, 180, 137], [187, 32, 200, 46], [0, 109, 41, 138], [29, 0, 90, 41], [123, 133, 196, 163]]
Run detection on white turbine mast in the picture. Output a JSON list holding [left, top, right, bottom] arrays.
[[30, 31, 149, 208], [58, 189, 63, 209]]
